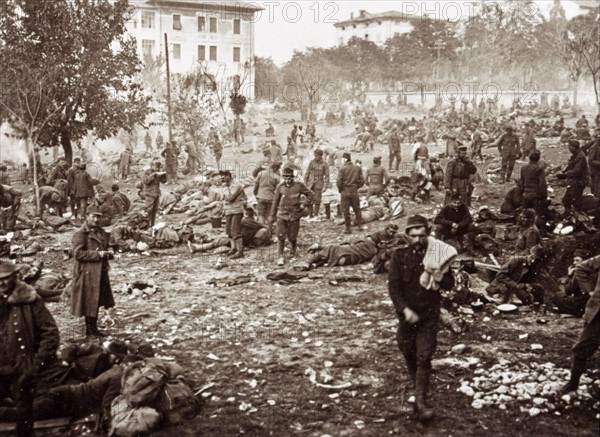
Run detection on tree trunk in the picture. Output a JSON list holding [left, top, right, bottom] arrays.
[[573, 75, 579, 108], [593, 75, 600, 110], [61, 129, 73, 165], [28, 137, 41, 216]]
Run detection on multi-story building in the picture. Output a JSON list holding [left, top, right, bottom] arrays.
[[125, 0, 261, 89], [334, 10, 420, 46]]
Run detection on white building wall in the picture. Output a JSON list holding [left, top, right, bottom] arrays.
[[125, 4, 256, 93], [336, 19, 413, 46]]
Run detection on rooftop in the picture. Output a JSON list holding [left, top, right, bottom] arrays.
[[140, 0, 263, 12], [333, 10, 423, 28]]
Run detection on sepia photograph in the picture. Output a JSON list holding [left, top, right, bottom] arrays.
[[0, 0, 599, 435]]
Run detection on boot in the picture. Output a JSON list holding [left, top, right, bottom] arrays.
[[0, 407, 20, 421], [561, 356, 586, 393], [499, 173, 506, 184], [86, 317, 107, 337], [405, 358, 417, 387], [290, 241, 297, 257], [226, 238, 237, 256], [276, 240, 285, 266], [230, 238, 244, 259], [414, 368, 434, 422]]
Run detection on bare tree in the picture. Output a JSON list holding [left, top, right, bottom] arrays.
[[563, 9, 600, 108], [0, 66, 64, 214], [298, 61, 327, 122]]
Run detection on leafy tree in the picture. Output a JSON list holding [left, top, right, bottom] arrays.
[[566, 7, 600, 108], [0, 0, 150, 164], [171, 68, 221, 167], [282, 49, 337, 119], [139, 55, 166, 102], [254, 56, 281, 102], [333, 37, 387, 87]]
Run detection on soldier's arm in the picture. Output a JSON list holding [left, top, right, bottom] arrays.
[[72, 231, 103, 262], [336, 167, 344, 192], [574, 255, 600, 293], [388, 250, 408, 314], [300, 182, 314, 204], [32, 299, 60, 369], [269, 185, 281, 221]]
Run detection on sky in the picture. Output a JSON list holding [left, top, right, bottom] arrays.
[[253, 0, 588, 65]]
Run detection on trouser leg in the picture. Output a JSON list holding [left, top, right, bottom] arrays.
[[414, 315, 438, 421], [506, 155, 516, 181], [287, 219, 300, 256], [350, 191, 363, 226], [312, 188, 323, 216], [341, 192, 351, 231], [14, 380, 34, 437], [562, 315, 598, 393], [397, 319, 418, 385]]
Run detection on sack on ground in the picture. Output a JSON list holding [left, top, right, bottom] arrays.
[[158, 379, 200, 424], [109, 395, 162, 437], [121, 358, 168, 407]]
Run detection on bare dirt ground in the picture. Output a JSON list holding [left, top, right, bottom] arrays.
[[12, 109, 600, 436]]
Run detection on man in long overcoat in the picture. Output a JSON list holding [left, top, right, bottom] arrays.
[[71, 208, 115, 338], [0, 261, 61, 436]]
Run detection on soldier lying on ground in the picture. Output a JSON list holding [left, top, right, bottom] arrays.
[[306, 224, 398, 269], [188, 207, 271, 254]]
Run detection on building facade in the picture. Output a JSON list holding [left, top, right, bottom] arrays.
[[126, 0, 261, 90], [334, 10, 420, 46]]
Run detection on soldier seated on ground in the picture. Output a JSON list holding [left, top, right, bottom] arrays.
[[500, 181, 523, 216], [514, 209, 541, 255], [265, 123, 275, 137], [433, 194, 477, 255], [39, 185, 66, 217], [554, 249, 593, 317], [188, 207, 271, 254], [486, 244, 548, 305]]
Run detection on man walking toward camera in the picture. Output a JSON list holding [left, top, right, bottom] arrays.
[[269, 167, 313, 266], [388, 215, 455, 422]]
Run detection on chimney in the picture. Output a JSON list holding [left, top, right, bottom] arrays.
[[359, 10, 366, 18], [350, 12, 354, 19]]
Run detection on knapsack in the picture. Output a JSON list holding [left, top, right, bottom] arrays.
[[109, 395, 162, 437], [121, 358, 168, 407], [157, 379, 199, 424]]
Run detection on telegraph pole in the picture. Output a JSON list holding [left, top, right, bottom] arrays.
[[164, 33, 173, 142]]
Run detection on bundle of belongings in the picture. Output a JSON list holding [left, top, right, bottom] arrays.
[[9, 340, 200, 436]]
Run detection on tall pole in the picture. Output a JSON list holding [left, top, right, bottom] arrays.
[[164, 32, 173, 142]]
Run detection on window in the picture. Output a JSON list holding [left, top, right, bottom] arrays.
[[209, 17, 217, 33], [141, 11, 155, 29], [173, 44, 181, 59], [198, 16, 206, 31], [142, 39, 155, 57], [233, 18, 241, 34], [198, 45, 205, 61], [233, 47, 240, 62], [365, 34, 369, 39], [173, 14, 182, 30], [209, 45, 217, 61]]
